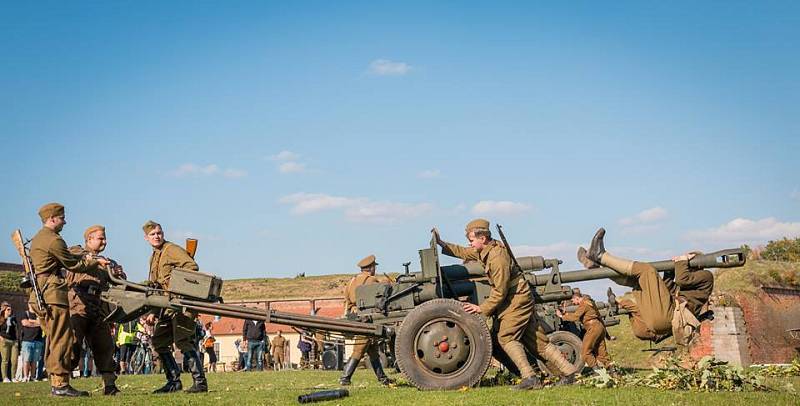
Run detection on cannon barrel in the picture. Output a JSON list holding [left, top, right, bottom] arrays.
[[526, 248, 745, 286]]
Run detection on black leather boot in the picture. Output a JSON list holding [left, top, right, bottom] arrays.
[[369, 356, 393, 386], [153, 352, 182, 394], [553, 373, 577, 386], [587, 228, 606, 263], [339, 357, 359, 386], [513, 375, 543, 390], [184, 350, 208, 393], [51, 385, 90, 397]]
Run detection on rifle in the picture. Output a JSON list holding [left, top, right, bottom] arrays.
[[186, 238, 198, 259], [11, 229, 46, 313], [495, 224, 522, 272]]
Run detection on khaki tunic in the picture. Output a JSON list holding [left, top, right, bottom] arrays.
[[343, 271, 380, 360], [622, 260, 714, 341], [442, 240, 549, 350], [669, 260, 714, 314], [271, 335, 287, 364], [65, 246, 117, 377], [562, 300, 609, 368], [28, 227, 98, 383], [148, 241, 199, 352]]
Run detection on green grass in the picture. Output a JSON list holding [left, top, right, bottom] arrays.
[[3, 369, 796, 405], [715, 259, 800, 295]]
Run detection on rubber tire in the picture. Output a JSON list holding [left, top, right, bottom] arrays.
[[395, 299, 492, 390], [536, 330, 584, 376]]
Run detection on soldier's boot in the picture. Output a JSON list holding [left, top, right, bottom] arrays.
[[503, 342, 542, 390], [514, 376, 544, 390], [586, 227, 606, 263], [50, 374, 89, 397], [153, 352, 182, 394], [339, 357, 359, 386], [542, 344, 578, 386], [183, 350, 209, 393], [577, 247, 599, 269], [369, 356, 394, 385], [101, 373, 120, 396]]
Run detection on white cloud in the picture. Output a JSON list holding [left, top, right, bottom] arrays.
[[368, 59, 412, 76], [268, 150, 309, 174], [471, 200, 532, 216], [620, 207, 668, 226], [418, 169, 441, 179], [278, 162, 307, 174], [270, 151, 300, 161], [619, 206, 668, 234], [279, 193, 432, 224], [685, 217, 800, 245], [792, 189, 800, 201], [169, 163, 246, 179]]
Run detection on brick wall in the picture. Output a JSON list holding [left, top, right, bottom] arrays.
[[734, 288, 800, 364]]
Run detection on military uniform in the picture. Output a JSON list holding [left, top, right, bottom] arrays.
[[585, 228, 714, 343], [438, 219, 577, 389], [28, 203, 99, 394], [271, 334, 286, 369], [148, 240, 199, 353], [338, 255, 392, 386], [66, 225, 119, 393], [561, 299, 610, 368], [143, 220, 207, 394]]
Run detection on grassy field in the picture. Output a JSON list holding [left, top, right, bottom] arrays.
[[3, 369, 797, 405]]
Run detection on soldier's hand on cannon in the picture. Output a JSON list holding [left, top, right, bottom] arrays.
[[461, 302, 481, 314], [671, 252, 698, 262], [431, 227, 444, 247], [94, 255, 111, 267]]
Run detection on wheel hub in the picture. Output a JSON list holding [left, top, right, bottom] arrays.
[[414, 319, 471, 374]]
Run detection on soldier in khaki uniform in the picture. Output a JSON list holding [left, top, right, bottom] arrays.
[[271, 331, 286, 370], [67, 225, 126, 395], [579, 228, 714, 344], [142, 220, 207, 393], [433, 219, 578, 390], [556, 293, 611, 371], [338, 255, 393, 386], [28, 203, 109, 396]]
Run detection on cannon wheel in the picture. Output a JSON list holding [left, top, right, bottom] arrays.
[[395, 299, 492, 390], [536, 330, 584, 375]]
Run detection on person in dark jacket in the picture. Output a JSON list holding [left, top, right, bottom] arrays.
[[0, 302, 21, 382], [242, 319, 266, 371]]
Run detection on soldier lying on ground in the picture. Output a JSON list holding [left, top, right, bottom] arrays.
[[578, 228, 713, 345]]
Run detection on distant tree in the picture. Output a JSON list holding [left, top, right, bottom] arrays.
[[761, 237, 800, 262]]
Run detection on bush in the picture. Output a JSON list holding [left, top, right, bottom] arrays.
[[761, 238, 800, 262], [0, 271, 23, 293]]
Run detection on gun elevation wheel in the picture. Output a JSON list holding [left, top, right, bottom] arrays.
[[536, 330, 584, 375], [395, 299, 492, 390]]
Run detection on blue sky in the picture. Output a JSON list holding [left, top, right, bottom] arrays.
[[1, 2, 798, 299]]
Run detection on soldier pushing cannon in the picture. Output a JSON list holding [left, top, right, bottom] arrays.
[[11, 207, 746, 392]]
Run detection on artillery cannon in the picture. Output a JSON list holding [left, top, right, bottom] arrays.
[[89, 230, 745, 390]]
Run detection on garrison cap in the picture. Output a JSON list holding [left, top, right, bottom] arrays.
[[84, 224, 105, 241], [357, 254, 378, 269], [142, 220, 161, 234], [465, 218, 490, 233], [38, 202, 65, 222]]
